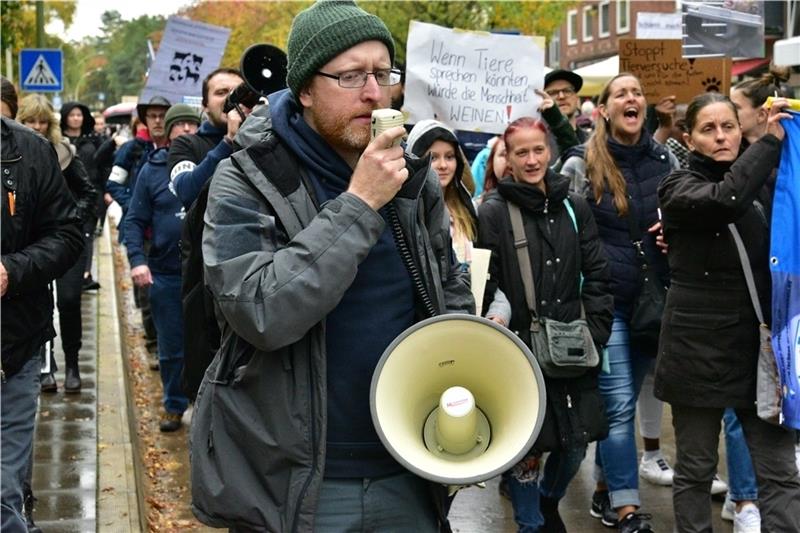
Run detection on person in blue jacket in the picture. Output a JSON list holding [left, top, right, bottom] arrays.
[[168, 67, 247, 209], [123, 104, 200, 432]]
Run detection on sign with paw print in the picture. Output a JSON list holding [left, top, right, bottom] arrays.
[[619, 39, 731, 104]]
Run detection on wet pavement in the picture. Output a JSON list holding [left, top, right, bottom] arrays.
[[31, 279, 99, 532], [28, 224, 738, 532]]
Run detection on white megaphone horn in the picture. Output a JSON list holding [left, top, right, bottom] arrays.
[[370, 314, 546, 485]]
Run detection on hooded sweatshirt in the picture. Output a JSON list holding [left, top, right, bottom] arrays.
[[267, 89, 413, 478]]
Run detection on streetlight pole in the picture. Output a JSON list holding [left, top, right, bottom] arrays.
[[73, 67, 103, 102]]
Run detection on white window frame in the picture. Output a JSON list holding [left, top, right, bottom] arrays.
[[616, 0, 630, 34], [599, 0, 611, 38], [549, 27, 561, 66], [582, 5, 594, 42], [567, 9, 578, 45]]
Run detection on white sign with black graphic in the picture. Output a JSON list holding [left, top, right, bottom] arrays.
[[139, 16, 231, 105]]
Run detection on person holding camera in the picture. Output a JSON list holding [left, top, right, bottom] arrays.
[[167, 67, 244, 209], [189, 1, 472, 531]]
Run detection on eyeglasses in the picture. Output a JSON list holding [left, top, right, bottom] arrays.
[[316, 68, 402, 88], [145, 112, 166, 121], [545, 87, 576, 98]]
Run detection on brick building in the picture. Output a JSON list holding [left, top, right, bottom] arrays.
[[548, 0, 797, 85]]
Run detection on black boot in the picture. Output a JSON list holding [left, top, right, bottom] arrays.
[[40, 372, 57, 393], [24, 491, 43, 533], [64, 365, 82, 393], [540, 495, 567, 533]]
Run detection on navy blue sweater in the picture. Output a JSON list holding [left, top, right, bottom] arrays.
[[123, 147, 184, 275], [270, 89, 414, 478]]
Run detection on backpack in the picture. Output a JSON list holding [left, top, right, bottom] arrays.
[[180, 177, 220, 401], [179, 131, 287, 400]]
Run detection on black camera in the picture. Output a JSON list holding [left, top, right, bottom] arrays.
[[223, 44, 288, 115]]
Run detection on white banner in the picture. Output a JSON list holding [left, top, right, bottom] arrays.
[[404, 21, 545, 135], [636, 12, 682, 40], [140, 17, 231, 105]]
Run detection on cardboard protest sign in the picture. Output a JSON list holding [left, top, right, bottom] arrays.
[[140, 17, 230, 105], [404, 21, 545, 134], [619, 39, 731, 104]]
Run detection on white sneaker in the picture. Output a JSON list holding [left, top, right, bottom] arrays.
[[721, 495, 735, 521], [639, 454, 674, 486], [795, 442, 800, 478], [711, 473, 728, 495], [732, 503, 761, 533]]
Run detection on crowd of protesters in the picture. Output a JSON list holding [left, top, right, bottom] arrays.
[[3, 1, 800, 532]]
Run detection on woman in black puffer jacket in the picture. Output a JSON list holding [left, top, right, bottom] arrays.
[[561, 72, 678, 532], [657, 93, 800, 532]]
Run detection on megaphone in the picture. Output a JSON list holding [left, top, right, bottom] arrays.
[[370, 314, 546, 485], [223, 43, 288, 114]]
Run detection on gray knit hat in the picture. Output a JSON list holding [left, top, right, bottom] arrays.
[[164, 104, 200, 137], [286, 0, 395, 99]]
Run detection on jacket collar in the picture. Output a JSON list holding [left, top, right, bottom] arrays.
[[497, 169, 570, 213]]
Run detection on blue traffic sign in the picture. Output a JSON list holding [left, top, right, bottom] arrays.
[[20, 49, 63, 92]]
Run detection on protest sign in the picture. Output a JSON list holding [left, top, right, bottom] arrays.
[[636, 12, 682, 39], [404, 21, 545, 134], [140, 17, 230, 104], [619, 39, 731, 104]]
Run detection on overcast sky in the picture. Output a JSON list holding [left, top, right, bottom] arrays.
[[47, 0, 191, 42]]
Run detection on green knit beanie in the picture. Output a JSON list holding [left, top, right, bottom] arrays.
[[287, 0, 395, 99], [164, 104, 200, 137]]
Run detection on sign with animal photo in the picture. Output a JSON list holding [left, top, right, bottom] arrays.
[[139, 17, 230, 105], [404, 21, 546, 135], [618, 39, 731, 104]]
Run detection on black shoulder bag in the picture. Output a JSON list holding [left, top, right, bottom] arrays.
[[508, 201, 599, 378], [626, 205, 667, 356]]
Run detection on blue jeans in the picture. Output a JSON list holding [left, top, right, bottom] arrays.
[[1, 352, 42, 531], [595, 316, 653, 510], [149, 273, 188, 415], [314, 472, 438, 532], [723, 408, 759, 501], [504, 445, 587, 532]]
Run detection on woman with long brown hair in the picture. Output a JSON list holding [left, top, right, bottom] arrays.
[[561, 73, 678, 533]]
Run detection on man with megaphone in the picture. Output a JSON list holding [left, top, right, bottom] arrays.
[[189, 1, 474, 532]]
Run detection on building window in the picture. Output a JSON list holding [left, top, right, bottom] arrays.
[[583, 5, 594, 42], [567, 9, 578, 45], [599, 0, 610, 37], [617, 0, 630, 34], [549, 28, 561, 66]]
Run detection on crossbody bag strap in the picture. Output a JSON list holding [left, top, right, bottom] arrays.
[[563, 198, 587, 320], [508, 201, 587, 323], [728, 223, 765, 325], [625, 200, 649, 266], [507, 203, 539, 327]]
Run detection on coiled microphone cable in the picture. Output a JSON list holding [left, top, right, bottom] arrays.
[[386, 201, 438, 318]]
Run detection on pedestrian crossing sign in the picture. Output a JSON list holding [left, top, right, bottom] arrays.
[[20, 49, 63, 92]]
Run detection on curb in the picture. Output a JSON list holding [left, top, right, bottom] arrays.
[[96, 223, 144, 532]]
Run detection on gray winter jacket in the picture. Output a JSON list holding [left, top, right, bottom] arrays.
[[190, 107, 473, 532]]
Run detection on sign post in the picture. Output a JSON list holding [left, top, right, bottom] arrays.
[[19, 48, 63, 92]]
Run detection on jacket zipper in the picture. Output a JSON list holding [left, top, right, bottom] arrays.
[[291, 325, 319, 532]]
